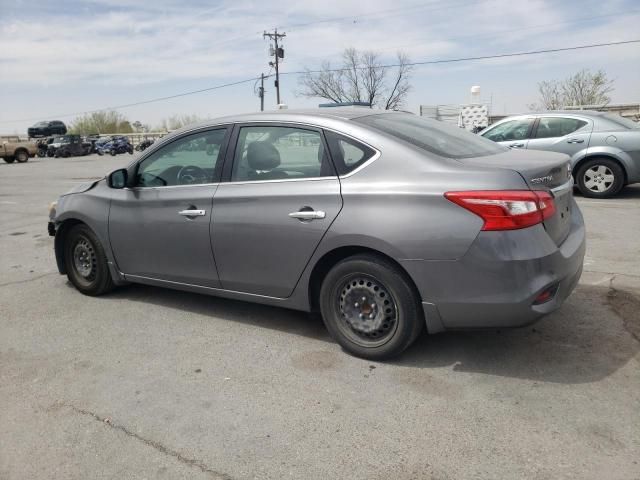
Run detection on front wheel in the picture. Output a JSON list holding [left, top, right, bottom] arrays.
[[110, 149, 116, 156], [576, 158, 624, 198], [319, 254, 423, 360], [3, 157, 16, 163], [64, 224, 114, 296]]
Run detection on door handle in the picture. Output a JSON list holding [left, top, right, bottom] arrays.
[[509, 143, 525, 148], [179, 209, 206, 216], [567, 138, 584, 144], [289, 210, 326, 220]]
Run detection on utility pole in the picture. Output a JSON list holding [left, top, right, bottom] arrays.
[[259, 73, 265, 111], [263, 29, 286, 105]]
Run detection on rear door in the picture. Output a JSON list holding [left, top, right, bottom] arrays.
[[211, 123, 342, 297], [481, 117, 535, 149], [526, 116, 592, 157]]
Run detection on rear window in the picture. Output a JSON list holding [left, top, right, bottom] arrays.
[[354, 113, 507, 159]]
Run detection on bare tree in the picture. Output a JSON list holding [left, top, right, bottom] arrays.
[[528, 80, 562, 111], [529, 69, 614, 111], [299, 49, 413, 109], [561, 69, 614, 107]]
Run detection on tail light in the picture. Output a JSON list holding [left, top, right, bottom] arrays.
[[445, 190, 556, 231]]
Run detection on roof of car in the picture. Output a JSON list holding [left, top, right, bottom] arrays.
[[511, 110, 606, 117], [187, 108, 391, 129]]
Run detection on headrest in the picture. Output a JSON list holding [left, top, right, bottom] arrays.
[[247, 141, 281, 170]]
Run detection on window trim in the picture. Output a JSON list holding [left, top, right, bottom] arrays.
[[130, 125, 232, 189], [222, 122, 338, 184]]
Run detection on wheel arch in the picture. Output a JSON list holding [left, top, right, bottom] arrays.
[[307, 245, 423, 313], [53, 218, 87, 274], [574, 154, 628, 185]]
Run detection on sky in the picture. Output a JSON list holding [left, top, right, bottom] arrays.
[[0, 0, 639, 134]]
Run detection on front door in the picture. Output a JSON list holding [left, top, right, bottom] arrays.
[[109, 127, 230, 287], [525, 116, 592, 157], [212, 124, 342, 297]]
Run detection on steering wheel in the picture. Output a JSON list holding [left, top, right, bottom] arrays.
[[177, 165, 208, 185]]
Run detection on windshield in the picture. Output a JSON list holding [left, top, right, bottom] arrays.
[[354, 113, 507, 159], [34, 121, 48, 127], [602, 114, 640, 130]]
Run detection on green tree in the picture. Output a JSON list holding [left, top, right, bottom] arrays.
[[69, 111, 134, 135], [529, 69, 614, 111]]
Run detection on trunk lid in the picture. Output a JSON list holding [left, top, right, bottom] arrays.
[[457, 149, 573, 245]]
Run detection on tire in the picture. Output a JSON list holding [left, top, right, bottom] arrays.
[[576, 157, 625, 198], [15, 150, 29, 163], [319, 254, 423, 360], [64, 224, 114, 296], [110, 149, 116, 156], [97, 150, 104, 156], [3, 157, 16, 163]]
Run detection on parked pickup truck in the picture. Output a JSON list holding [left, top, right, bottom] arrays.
[[1, 136, 37, 163]]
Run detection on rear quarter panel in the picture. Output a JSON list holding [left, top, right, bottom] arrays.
[[584, 131, 640, 183]]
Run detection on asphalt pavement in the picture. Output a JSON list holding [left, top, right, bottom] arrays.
[[1, 154, 639, 479]]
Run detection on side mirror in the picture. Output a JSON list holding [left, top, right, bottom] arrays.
[[108, 168, 128, 189]]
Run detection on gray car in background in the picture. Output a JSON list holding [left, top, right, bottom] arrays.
[[480, 111, 640, 198], [48, 110, 585, 359]]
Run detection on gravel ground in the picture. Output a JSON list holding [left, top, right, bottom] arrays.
[[1, 154, 639, 480]]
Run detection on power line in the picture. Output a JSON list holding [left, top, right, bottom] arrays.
[[283, 39, 640, 76], [1, 77, 262, 124], [2, 39, 638, 124]]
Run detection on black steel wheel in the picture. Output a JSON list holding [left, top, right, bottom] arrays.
[[64, 224, 114, 296], [320, 254, 423, 359]]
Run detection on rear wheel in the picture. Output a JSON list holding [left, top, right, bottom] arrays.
[[319, 254, 423, 360], [15, 150, 29, 163], [576, 158, 624, 198], [64, 224, 114, 296]]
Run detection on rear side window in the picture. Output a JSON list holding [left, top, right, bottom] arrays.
[[535, 117, 588, 138], [355, 113, 507, 159], [324, 130, 376, 175]]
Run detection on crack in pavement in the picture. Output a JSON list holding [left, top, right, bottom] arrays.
[[56, 403, 234, 480], [0, 272, 58, 288]]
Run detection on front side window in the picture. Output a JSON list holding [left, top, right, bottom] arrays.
[[355, 113, 507, 158], [535, 117, 588, 139], [231, 126, 334, 181], [136, 128, 227, 187], [483, 118, 534, 142]]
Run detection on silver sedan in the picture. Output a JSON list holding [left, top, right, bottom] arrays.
[[48, 110, 585, 359], [480, 111, 640, 198]]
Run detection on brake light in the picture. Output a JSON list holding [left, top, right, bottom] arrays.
[[444, 190, 556, 231]]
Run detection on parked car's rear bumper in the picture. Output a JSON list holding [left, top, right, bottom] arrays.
[[402, 200, 586, 332]]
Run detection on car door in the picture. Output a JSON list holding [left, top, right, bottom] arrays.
[[481, 117, 535, 149], [108, 127, 230, 287], [211, 123, 342, 298], [525, 116, 592, 158]]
